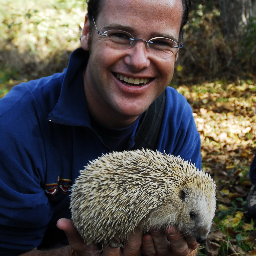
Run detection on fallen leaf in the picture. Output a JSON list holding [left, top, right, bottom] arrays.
[[206, 239, 221, 256], [242, 223, 255, 231], [218, 204, 230, 211], [221, 189, 230, 196], [221, 212, 244, 228], [208, 230, 227, 241], [248, 250, 256, 256]]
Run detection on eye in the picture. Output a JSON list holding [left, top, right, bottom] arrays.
[[190, 211, 196, 220], [150, 37, 178, 51], [107, 30, 132, 44]]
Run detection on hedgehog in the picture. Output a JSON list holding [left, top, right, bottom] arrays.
[[70, 149, 216, 248]]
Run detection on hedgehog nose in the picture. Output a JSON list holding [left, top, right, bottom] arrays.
[[196, 237, 206, 244]]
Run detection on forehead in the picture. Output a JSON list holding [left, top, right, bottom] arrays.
[[98, 0, 182, 37]]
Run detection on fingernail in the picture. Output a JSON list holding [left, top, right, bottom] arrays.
[[143, 234, 152, 243], [166, 226, 178, 235], [145, 237, 152, 243]]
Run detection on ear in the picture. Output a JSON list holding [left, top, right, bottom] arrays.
[[81, 15, 90, 51], [180, 189, 186, 201]]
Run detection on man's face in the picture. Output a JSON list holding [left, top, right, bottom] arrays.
[[81, 0, 183, 127]]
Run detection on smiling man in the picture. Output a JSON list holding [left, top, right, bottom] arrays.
[[82, 0, 182, 128], [0, 0, 201, 255]]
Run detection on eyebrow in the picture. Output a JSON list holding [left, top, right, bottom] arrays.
[[103, 23, 135, 34], [103, 23, 179, 42]]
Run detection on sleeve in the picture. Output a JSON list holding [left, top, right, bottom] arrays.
[[158, 88, 202, 169], [250, 154, 256, 185], [0, 86, 54, 255]]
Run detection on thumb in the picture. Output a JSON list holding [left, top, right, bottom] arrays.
[[57, 218, 101, 256], [57, 218, 84, 245]]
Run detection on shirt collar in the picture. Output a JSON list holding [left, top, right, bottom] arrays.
[[48, 47, 137, 149], [48, 48, 91, 126]]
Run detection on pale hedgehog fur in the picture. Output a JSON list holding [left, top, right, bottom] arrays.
[[71, 149, 216, 248]]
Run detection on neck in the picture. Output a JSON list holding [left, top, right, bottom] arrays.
[[88, 103, 139, 128]]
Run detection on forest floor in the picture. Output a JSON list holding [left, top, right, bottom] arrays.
[[175, 81, 256, 255]]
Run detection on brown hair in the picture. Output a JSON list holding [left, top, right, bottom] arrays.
[[86, 0, 191, 41]]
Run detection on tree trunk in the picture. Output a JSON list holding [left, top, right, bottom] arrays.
[[219, 0, 254, 38], [252, 0, 256, 16]]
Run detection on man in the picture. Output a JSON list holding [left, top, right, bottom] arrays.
[[0, 0, 201, 255], [244, 154, 256, 219]]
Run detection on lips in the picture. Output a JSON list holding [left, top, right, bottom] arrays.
[[115, 73, 151, 86]]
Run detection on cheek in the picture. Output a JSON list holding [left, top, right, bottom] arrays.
[[91, 45, 122, 72], [159, 60, 175, 82]]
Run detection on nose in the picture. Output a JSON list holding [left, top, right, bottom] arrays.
[[124, 41, 150, 71], [196, 237, 206, 244]]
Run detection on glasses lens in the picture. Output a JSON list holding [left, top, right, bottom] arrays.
[[149, 37, 179, 54], [99, 28, 181, 58], [105, 30, 134, 46]]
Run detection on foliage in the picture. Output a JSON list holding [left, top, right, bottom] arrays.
[[176, 81, 256, 255], [0, 0, 86, 79], [175, 2, 256, 83], [239, 17, 256, 68], [0, 0, 255, 83]]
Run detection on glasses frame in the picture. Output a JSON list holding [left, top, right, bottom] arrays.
[[92, 16, 183, 52]]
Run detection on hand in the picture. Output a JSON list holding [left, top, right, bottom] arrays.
[[141, 226, 199, 256], [57, 218, 143, 256]]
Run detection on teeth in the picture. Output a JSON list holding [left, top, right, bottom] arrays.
[[128, 78, 135, 83], [134, 78, 140, 84], [124, 76, 129, 83], [115, 74, 150, 85]]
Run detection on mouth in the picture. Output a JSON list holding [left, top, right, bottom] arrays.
[[114, 73, 153, 86]]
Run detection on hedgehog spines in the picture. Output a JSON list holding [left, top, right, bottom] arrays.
[[71, 148, 216, 247]]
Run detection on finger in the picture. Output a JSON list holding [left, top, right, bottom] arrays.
[[149, 227, 170, 255], [122, 229, 142, 256], [184, 234, 199, 251], [57, 218, 84, 245], [57, 218, 100, 256], [165, 227, 189, 256], [102, 245, 120, 256], [141, 234, 156, 256]]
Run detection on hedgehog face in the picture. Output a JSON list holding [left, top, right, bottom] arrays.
[[177, 187, 216, 243]]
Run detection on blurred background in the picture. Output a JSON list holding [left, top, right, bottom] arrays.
[[0, 0, 256, 255], [0, 0, 85, 91], [0, 0, 256, 87]]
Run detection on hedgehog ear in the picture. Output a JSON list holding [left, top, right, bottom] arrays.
[[180, 189, 186, 201]]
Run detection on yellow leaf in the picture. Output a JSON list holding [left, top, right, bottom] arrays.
[[176, 65, 183, 72], [235, 211, 244, 219], [218, 204, 229, 211], [232, 211, 243, 227], [221, 189, 230, 196], [226, 165, 236, 169], [242, 223, 254, 231], [221, 212, 243, 228], [221, 215, 234, 227]]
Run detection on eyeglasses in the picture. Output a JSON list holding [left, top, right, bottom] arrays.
[[92, 17, 183, 59]]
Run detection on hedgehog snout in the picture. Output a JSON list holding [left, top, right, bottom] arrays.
[[196, 236, 207, 244]]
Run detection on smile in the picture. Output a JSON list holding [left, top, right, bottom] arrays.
[[115, 73, 151, 86]]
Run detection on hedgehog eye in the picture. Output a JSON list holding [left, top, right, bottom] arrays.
[[190, 211, 196, 220], [180, 189, 186, 201]]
